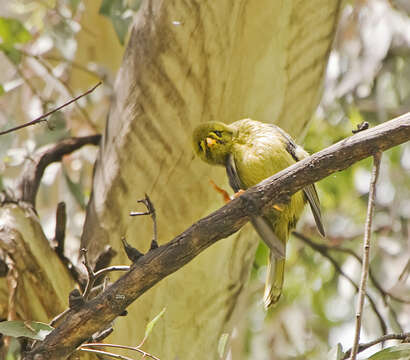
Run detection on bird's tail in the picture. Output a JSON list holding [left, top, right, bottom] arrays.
[[263, 252, 285, 309]]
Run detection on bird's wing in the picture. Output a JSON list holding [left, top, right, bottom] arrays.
[[270, 124, 325, 237], [225, 154, 286, 259]]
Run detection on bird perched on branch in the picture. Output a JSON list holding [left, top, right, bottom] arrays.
[[192, 119, 325, 308]]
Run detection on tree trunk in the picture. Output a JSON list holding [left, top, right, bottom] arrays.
[[79, 0, 341, 358]]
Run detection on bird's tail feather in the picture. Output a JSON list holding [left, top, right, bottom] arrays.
[[263, 252, 285, 309]]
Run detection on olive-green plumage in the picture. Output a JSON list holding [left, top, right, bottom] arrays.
[[193, 119, 324, 308]]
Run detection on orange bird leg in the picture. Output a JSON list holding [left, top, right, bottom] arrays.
[[209, 180, 231, 203]]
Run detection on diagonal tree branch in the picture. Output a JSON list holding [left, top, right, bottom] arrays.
[[24, 112, 410, 360]]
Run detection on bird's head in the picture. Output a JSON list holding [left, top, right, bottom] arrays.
[[192, 122, 235, 165]]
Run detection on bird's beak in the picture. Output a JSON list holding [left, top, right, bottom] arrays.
[[206, 137, 217, 147]]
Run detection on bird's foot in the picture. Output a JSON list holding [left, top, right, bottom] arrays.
[[273, 204, 284, 212], [233, 189, 246, 198]]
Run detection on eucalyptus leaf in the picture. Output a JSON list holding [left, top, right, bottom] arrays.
[[0, 320, 53, 340], [144, 307, 166, 339], [367, 344, 410, 360], [218, 333, 229, 359]]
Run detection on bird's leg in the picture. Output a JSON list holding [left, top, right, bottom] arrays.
[[210, 180, 246, 203], [210, 180, 231, 203]]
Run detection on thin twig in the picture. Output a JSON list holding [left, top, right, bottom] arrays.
[[32, 56, 99, 131], [81, 248, 129, 300], [80, 347, 135, 360], [293, 232, 387, 336], [324, 245, 410, 305], [350, 152, 382, 360], [81, 248, 95, 300], [94, 266, 130, 279], [92, 327, 114, 343], [130, 194, 158, 250], [81, 343, 160, 360], [0, 82, 101, 136], [344, 332, 410, 359]]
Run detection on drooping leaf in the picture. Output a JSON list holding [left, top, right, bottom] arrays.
[[0, 320, 53, 340], [367, 344, 410, 360], [218, 333, 229, 359], [144, 307, 166, 339]]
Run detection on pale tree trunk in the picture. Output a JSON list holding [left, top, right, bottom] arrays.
[[81, 1, 342, 359]]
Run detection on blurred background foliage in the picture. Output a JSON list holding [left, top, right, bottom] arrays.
[[0, 0, 408, 359]]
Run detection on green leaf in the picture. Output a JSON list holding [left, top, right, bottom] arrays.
[[0, 84, 4, 96], [99, 0, 134, 44], [0, 17, 31, 45], [0, 44, 22, 64], [328, 343, 344, 360], [218, 333, 229, 359], [0, 320, 53, 340], [367, 344, 410, 360], [144, 307, 166, 339], [5, 337, 21, 360]]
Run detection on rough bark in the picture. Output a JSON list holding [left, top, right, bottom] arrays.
[[81, 1, 342, 358]]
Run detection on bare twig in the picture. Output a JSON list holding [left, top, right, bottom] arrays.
[[131, 194, 158, 250], [92, 327, 114, 343], [344, 332, 410, 359], [54, 202, 67, 258], [79, 347, 135, 360], [80, 343, 160, 360], [293, 232, 387, 335], [0, 82, 101, 136], [32, 56, 99, 131], [324, 244, 410, 305], [350, 152, 382, 360], [81, 248, 129, 300], [94, 266, 130, 279], [16, 134, 101, 206], [24, 113, 410, 360], [81, 248, 95, 300]]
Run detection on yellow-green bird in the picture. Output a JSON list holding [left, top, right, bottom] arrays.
[[193, 119, 325, 308]]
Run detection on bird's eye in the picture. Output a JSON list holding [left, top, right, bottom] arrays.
[[214, 130, 222, 137]]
